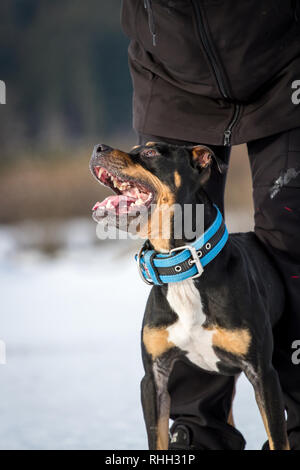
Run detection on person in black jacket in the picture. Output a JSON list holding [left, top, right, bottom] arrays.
[[121, 0, 300, 450]]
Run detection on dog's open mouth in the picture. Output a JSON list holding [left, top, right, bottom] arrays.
[[92, 166, 154, 219]]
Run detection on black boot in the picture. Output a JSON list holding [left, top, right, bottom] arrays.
[[169, 424, 200, 450]]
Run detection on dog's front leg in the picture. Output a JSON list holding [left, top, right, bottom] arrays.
[[141, 359, 171, 450], [141, 371, 160, 449], [244, 363, 289, 450], [141, 319, 179, 451]]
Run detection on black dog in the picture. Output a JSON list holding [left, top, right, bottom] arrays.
[[90, 142, 289, 450]]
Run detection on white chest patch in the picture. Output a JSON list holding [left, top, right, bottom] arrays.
[[166, 280, 219, 372]]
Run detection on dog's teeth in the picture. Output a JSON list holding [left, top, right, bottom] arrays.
[[98, 168, 104, 178]]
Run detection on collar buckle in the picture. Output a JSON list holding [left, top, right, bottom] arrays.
[[170, 244, 204, 279]]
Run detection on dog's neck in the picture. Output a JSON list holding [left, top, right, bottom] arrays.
[[149, 188, 221, 251], [173, 189, 217, 250], [147, 188, 231, 281]]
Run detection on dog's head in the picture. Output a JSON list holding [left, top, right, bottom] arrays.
[[90, 142, 226, 249]]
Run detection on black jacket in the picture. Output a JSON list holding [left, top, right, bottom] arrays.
[[121, 0, 300, 145]]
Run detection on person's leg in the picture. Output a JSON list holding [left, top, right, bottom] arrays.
[[139, 133, 246, 450], [248, 128, 300, 450]]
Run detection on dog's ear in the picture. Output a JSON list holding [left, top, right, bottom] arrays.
[[190, 145, 228, 174]]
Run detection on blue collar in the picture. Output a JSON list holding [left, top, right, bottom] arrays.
[[135, 204, 228, 285]]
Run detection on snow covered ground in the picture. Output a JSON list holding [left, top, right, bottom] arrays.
[[0, 215, 267, 450]]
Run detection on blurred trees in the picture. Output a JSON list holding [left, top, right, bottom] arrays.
[[0, 0, 132, 158]]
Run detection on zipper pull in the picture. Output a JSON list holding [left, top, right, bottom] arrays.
[[223, 130, 232, 146]]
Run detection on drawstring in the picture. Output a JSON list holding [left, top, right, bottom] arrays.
[[144, 0, 157, 46]]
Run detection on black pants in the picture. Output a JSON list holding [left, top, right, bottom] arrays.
[[139, 128, 300, 450]]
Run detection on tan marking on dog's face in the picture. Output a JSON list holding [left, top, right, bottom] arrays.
[[174, 171, 181, 188], [143, 326, 174, 359], [121, 163, 175, 252], [109, 149, 133, 166], [131, 145, 140, 151], [208, 327, 251, 356], [121, 164, 174, 205]]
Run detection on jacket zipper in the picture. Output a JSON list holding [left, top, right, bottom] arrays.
[[191, 0, 239, 146], [224, 104, 241, 146], [192, 1, 231, 99]]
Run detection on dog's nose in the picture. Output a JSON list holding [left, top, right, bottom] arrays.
[[94, 144, 111, 154]]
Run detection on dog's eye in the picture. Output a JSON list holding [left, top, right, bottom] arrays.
[[142, 149, 159, 158]]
